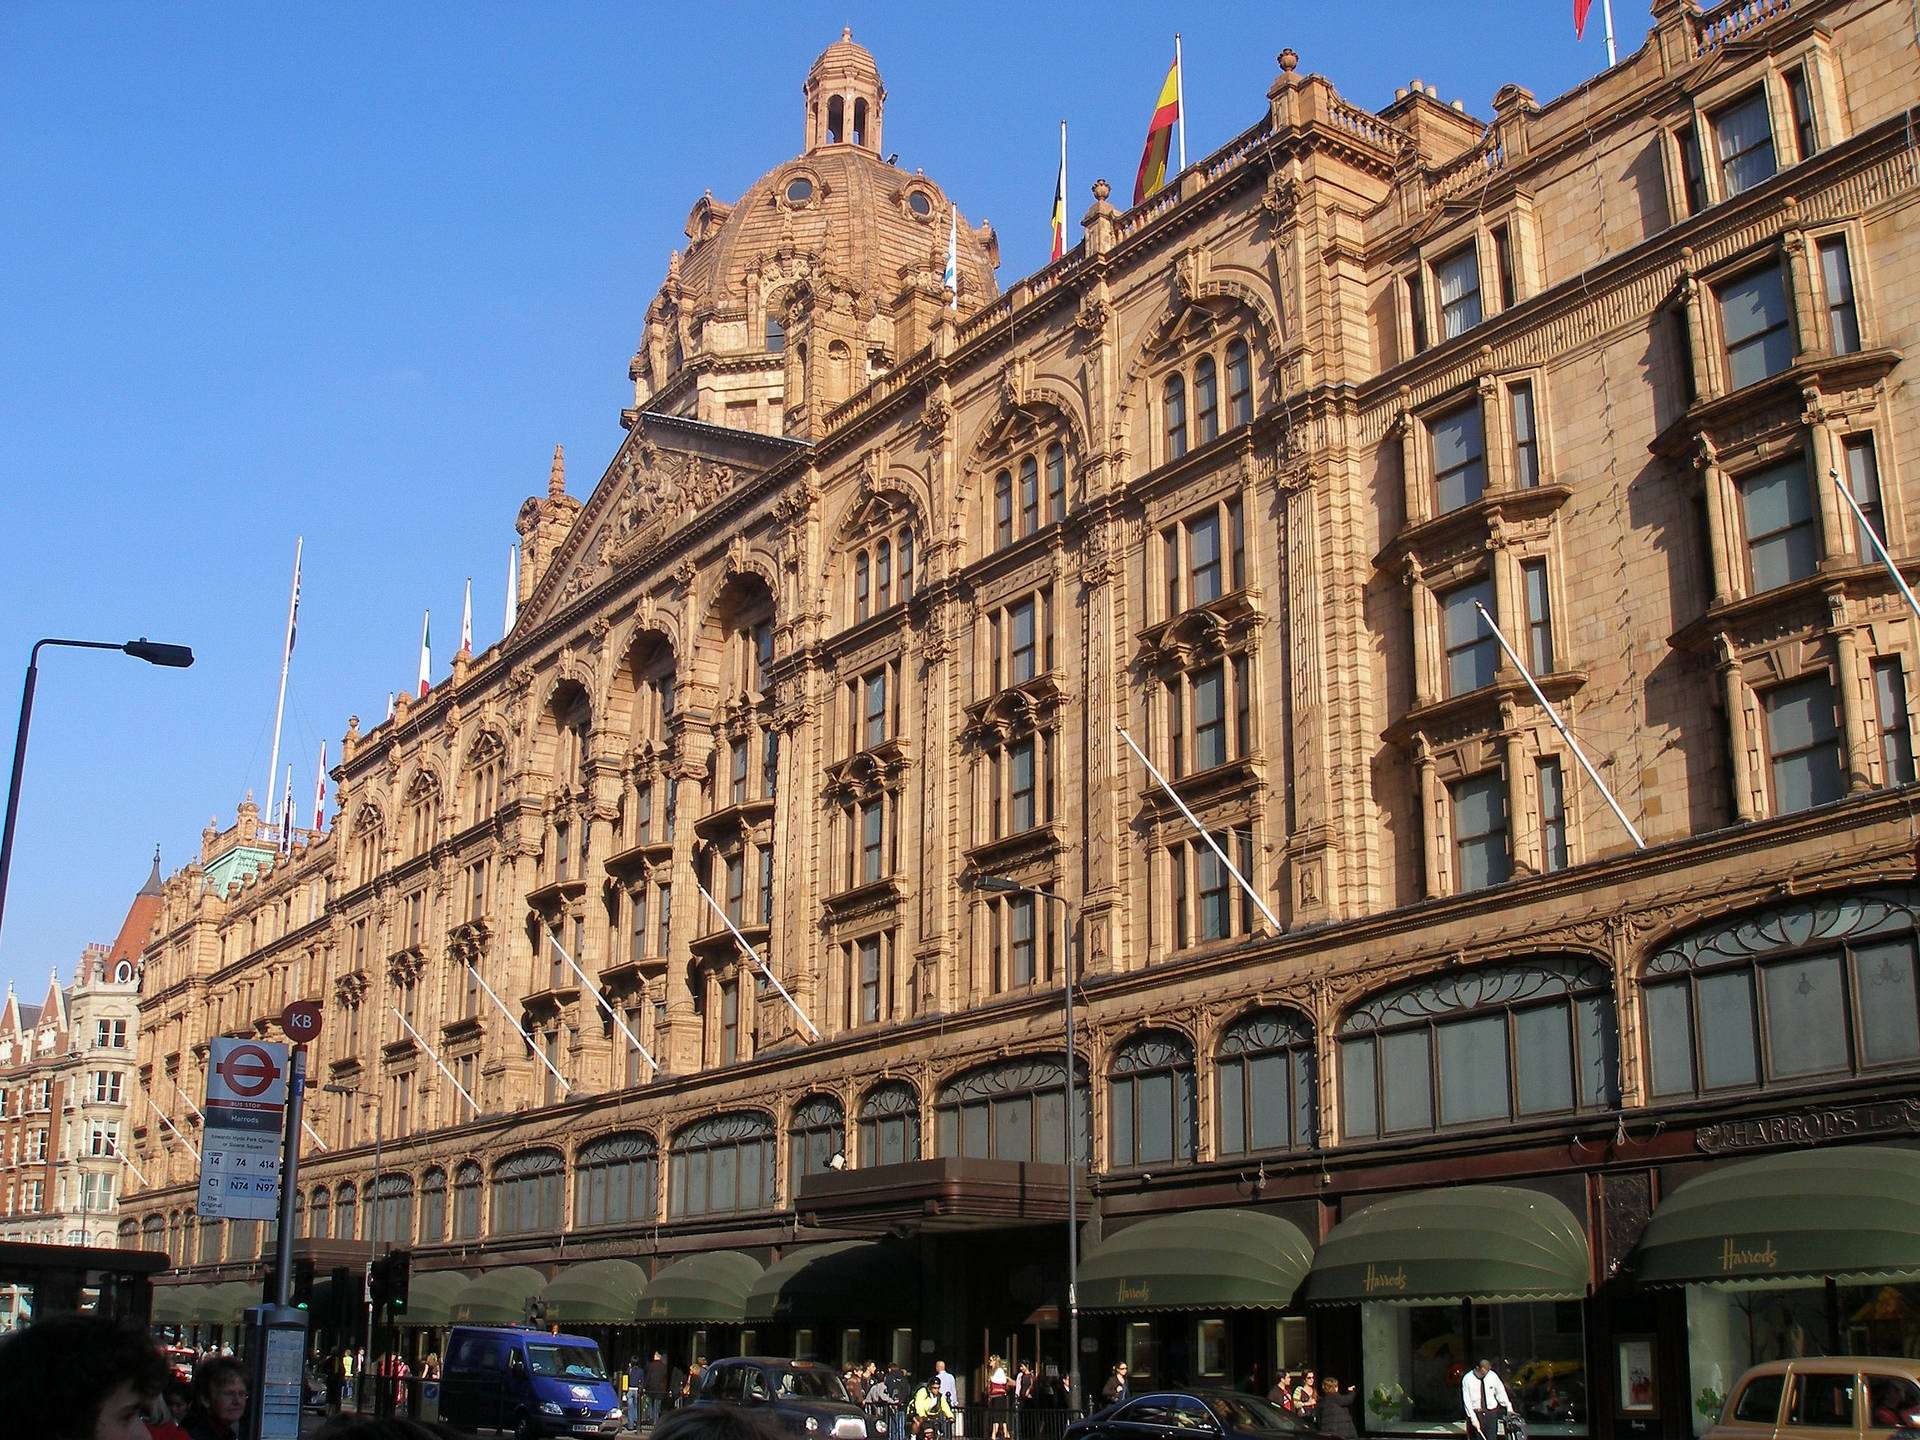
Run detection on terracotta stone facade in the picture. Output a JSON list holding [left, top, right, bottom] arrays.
[[124, 7, 1920, 1433]]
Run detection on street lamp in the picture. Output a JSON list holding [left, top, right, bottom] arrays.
[[975, 875, 1082, 1414], [322, 1081, 385, 1412], [0, 636, 195, 944]]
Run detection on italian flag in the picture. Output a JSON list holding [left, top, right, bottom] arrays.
[[1133, 50, 1181, 205], [417, 611, 431, 697]]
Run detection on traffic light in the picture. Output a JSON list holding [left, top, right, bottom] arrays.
[[292, 1257, 316, 1310], [385, 1249, 410, 1316]]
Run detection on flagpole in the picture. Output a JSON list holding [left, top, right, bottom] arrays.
[[1602, 0, 1617, 67], [265, 537, 302, 829], [1174, 33, 1186, 172], [461, 578, 473, 656], [312, 740, 328, 834], [505, 544, 519, 636], [1060, 119, 1068, 250]]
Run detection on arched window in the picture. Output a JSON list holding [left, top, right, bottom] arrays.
[[406, 773, 440, 857], [1163, 373, 1187, 460], [139, 1214, 163, 1253], [994, 470, 1014, 548], [371, 1172, 413, 1248], [1642, 888, 1920, 1099], [855, 552, 871, 622], [858, 1081, 921, 1167], [1339, 957, 1617, 1139], [167, 1211, 184, 1263], [853, 97, 868, 147], [1194, 355, 1219, 445], [574, 1132, 658, 1228], [789, 1095, 845, 1182], [310, 1187, 331, 1241], [1108, 1030, 1196, 1169], [418, 1167, 447, 1244], [1216, 1008, 1315, 1156], [935, 1056, 1090, 1164], [292, 1190, 305, 1241], [334, 1182, 357, 1243], [452, 1161, 482, 1240], [875, 540, 892, 611], [827, 95, 845, 144], [196, 1216, 221, 1265], [490, 1149, 564, 1236], [1226, 339, 1253, 426], [465, 733, 505, 824], [669, 1112, 774, 1217]]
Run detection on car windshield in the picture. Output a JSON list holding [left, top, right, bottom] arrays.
[[527, 1344, 608, 1380], [1201, 1395, 1295, 1431], [777, 1368, 851, 1402]]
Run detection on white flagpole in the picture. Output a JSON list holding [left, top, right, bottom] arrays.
[[145, 1094, 200, 1161], [1473, 601, 1645, 849], [116, 1147, 151, 1189], [389, 1006, 481, 1114], [1602, 0, 1618, 67], [1115, 725, 1282, 932], [301, 1116, 328, 1153], [265, 537, 302, 827], [1831, 468, 1920, 627], [545, 928, 657, 1073], [463, 960, 570, 1095], [695, 881, 821, 1040], [505, 544, 520, 636], [1174, 33, 1186, 172], [1059, 119, 1069, 256]]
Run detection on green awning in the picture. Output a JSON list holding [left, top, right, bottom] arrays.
[[1078, 1209, 1314, 1312], [150, 1284, 198, 1325], [185, 1281, 261, 1326], [397, 1269, 471, 1327], [637, 1251, 762, 1324], [1302, 1185, 1590, 1305], [540, 1259, 649, 1326], [449, 1266, 550, 1325], [1632, 1145, 1920, 1288], [745, 1241, 913, 1322]]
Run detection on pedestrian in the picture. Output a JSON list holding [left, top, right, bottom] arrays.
[[910, 1376, 954, 1440], [646, 1350, 671, 1427], [1463, 1359, 1514, 1439], [884, 1363, 911, 1440], [0, 1310, 172, 1440], [182, 1356, 249, 1440], [985, 1355, 1011, 1440], [1316, 1378, 1358, 1439], [1101, 1364, 1128, 1406], [1268, 1373, 1293, 1410], [932, 1360, 957, 1438], [1291, 1371, 1316, 1424], [628, 1355, 647, 1430]]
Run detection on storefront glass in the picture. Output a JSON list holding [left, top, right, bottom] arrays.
[[1358, 1300, 1585, 1434], [1683, 1281, 1920, 1435]]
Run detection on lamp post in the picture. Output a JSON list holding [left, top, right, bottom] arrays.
[[322, 1082, 384, 1412], [0, 636, 194, 944], [975, 876, 1082, 1414]]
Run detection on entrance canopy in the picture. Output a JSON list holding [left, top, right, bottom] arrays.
[[638, 1251, 762, 1324], [397, 1269, 471, 1327], [449, 1266, 549, 1325], [540, 1258, 649, 1325], [151, 1284, 197, 1325], [1302, 1185, 1589, 1304], [1633, 1144, 1920, 1287], [745, 1240, 912, 1323], [1078, 1209, 1314, 1312]]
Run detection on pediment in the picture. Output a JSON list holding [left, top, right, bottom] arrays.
[[517, 414, 802, 632]]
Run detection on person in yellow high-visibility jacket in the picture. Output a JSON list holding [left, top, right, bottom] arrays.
[[910, 1377, 954, 1440]]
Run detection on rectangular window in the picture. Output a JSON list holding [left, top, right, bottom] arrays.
[[467, 859, 489, 921], [995, 473, 1013, 548], [760, 844, 775, 925], [720, 982, 739, 1065], [1677, 123, 1709, 216], [862, 668, 888, 750], [635, 782, 653, 844], [553, 823, 570, 883], [1874, 658, 1916, 786], [857, 935, 883, 1024], [1194, 356, 1219, 445], [630, 886, 649, 960], [1197, 837, 1231, 940], [91, 1071, 122, 1104], [1009, 596, 1037, 684], [1522, 558, 1554, 674], [1740, 454, 1818, 591], [1819, 236, 1861, 353], [1431, 402, 1487, 513], [1844, 433, 1885, 555], [1008, 737, 1037, 833], [657, 883, 672, 958], [1045, 444, 1067, 523], [1009, 894, 1036, 985], [1784, 66, 1818, 161], [1193, 663, 1227, 770], [1441, 578, 1498, 695], [1163, 375, 1187, 460], [1189, 510, 1222, 605], [762, 731, 779, 801], [1451, 771, 1512, 891], [1509, 382, 1539, 489], [1406, 272, 1429, 352], [730, 740, 748, 805], [1492, 224, 1516, 310], [724, 853, 745, 924], [1713, 89, 1777, 196], [1718, 264, 1793, 389], [861, 800, 884, 884], [1019, 457, 1040, 536], [1764, 674, 1846, 813], [1226, 340, 1253, 426], [1434, 244, 1483, 340], [1537, 757, 1568, 873]]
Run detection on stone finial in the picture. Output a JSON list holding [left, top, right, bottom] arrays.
[[1091, 178, 1110, 202], [549, 445, 566, 498], [841, 25, 851, 39], [1278, 48, 1298, 73]]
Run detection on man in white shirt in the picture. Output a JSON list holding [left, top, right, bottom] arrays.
[[1462, 1359, 1513, 1437]]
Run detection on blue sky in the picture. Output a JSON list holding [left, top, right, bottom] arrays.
[[0, 2, 1615, 1000]]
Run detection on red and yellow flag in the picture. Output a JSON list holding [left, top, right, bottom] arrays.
[[1133, 51, 1181, 205], [1050, 124, 1068, 260]]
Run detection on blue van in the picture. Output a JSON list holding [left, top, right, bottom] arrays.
[[439, 1324, 624, 1438]]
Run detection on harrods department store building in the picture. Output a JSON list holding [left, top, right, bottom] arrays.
[[124, 6, 1920, 1435]]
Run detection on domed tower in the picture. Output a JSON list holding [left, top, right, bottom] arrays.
[[629, 30, 998, 441]]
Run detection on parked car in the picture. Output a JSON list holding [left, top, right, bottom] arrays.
[[693, 1356, 879, 1439], [437, 1323, 624, 1439], [1065, 1389, 1336, 1440], [1706, 1358, 1920, 1439]]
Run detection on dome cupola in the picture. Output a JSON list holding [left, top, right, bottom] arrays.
[[804, 27, 885, 154]]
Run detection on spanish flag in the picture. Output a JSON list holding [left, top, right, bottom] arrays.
[[1050, 121, 1068, 261], [1133, 47, 1181, 205]]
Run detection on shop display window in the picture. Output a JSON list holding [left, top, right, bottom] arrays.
[[1359, 1300, 1585, 1433]]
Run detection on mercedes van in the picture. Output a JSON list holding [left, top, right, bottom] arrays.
[[439, 1324, 624, 1438]]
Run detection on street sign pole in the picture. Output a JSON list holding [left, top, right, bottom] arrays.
[[272, 1044, 308, 1306], [247, 1039, 310, 1440]]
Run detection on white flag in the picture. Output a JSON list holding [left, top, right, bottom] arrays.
[[416, 610, 431, 697], [944, 209, 959, 309], [461, 578, 473, 655], [505, 544, 520, 635]]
